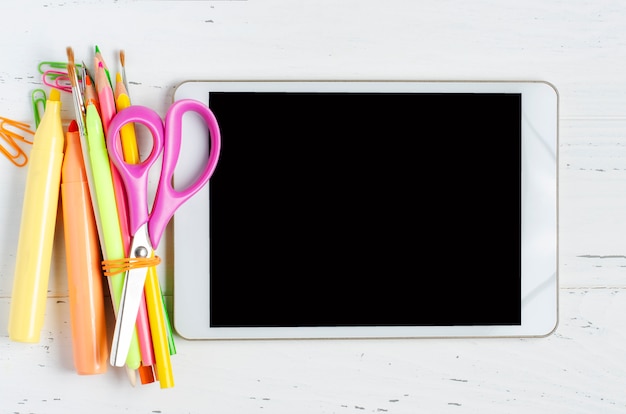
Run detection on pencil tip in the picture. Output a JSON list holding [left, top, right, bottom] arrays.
[[95, 45, 101, 54], [126, 367, 137, 387]]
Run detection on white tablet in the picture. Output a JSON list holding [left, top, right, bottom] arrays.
[[172, 80, 558, 339]]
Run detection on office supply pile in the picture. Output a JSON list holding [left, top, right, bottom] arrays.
[[5, 46, 221, 388]]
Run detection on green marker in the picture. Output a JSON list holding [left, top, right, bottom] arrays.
[[85, 103, 141, 370]]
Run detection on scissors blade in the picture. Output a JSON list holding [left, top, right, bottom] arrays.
[[110, 224, 152, 367]]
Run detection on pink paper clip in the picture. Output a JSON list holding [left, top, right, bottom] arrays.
[[42, 69, 72, 93]]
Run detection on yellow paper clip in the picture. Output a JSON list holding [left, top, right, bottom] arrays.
[[0, 117, 34, 167], [31, 89, 46, 129]]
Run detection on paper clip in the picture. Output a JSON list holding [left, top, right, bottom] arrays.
[[37, 60, 83, 75], [0, 117, 34, 167], [31, 89, 46, 129], [42, 70, 72, 93], [38, 61, 85, 94]]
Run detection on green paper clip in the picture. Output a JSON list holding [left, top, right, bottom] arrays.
[[31, 89, 46, 129], [37, 60, 83, 75]]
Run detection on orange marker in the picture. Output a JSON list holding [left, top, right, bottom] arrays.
[[61, 120, 108, 374]]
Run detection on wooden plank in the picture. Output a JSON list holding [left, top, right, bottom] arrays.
[[1, 289, 625, 413]]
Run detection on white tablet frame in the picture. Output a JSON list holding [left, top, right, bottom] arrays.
[[172, 80, 559, 340]]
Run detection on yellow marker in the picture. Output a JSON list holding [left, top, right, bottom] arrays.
[[9, 88, 64, 342]]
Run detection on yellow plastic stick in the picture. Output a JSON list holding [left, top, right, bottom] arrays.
[[145, 263, 174, 388]]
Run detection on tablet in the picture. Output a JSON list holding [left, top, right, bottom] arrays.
[[172, 80, 558, 339]]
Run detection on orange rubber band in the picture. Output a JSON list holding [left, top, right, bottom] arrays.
[[101, 256, 161, 277]]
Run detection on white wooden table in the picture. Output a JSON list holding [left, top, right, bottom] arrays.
[[1, 1, 626, 412]]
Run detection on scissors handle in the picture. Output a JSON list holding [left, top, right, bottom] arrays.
[[107, 105, 164, 235], [107, 100, 221, 248], [149, 99, 221, 247]]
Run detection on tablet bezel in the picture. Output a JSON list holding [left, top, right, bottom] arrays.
[[172, 80, 559, 340]]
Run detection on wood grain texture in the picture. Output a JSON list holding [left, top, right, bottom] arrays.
[[1, 290, 625, 413], [1, 0, 625, 412]]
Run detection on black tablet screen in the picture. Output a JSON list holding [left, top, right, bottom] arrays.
[[208, 92, 521, 327]]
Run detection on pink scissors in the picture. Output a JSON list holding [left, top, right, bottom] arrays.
[[106, 99, 221, 366]]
